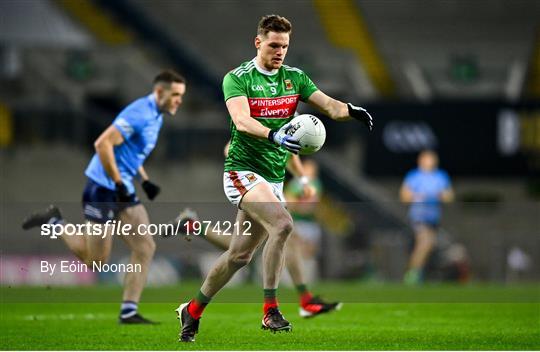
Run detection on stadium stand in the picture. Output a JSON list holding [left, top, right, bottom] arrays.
[[127, 0, 374, 101], [526, 29, 540, 98], [358, 0, 540, 99], [1, 0, 539, 283], [313, 0, 395, 97]]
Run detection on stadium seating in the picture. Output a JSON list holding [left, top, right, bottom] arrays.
[[358, 0, 540, 99]]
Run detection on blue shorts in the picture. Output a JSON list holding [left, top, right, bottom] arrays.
[[82, 178, 140, 223]]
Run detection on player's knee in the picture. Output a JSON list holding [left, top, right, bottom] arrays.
[[273, 215, 293, 240], [142, 239, 156, 256], [147, 238, 157, 253], [227, 251, 252, 269], [132, 239, 156, 262]]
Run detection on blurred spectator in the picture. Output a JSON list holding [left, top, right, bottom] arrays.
[[400, 150, 454, 284]]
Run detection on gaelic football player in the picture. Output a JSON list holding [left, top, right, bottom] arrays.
[[22, 70, 187, 324], [176, 15, 373, 342]]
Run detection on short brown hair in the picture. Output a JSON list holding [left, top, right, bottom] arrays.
[[257, 14, 292, 37], [153, 69, 186, 86]]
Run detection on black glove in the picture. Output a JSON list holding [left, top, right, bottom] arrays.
[[142, 180, 161, 201], [115, 182, 132, 203], [347, 103, 374, 131]]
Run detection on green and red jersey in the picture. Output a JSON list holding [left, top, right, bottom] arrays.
[[223, 59, 318, 182]]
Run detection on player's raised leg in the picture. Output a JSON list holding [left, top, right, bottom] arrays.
[[284, 233, 342, 317], [22, 205, 88, 260], [21, 204, 64, 230], [21, 203, 116, 266]]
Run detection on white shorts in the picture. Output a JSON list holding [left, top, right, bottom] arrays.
[[223, 171, 285, 208]]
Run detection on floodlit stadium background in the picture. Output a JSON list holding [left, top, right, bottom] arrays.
[[1, 0, 539, 289]]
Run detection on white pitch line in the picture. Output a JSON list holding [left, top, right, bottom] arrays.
[[22, 313, 109, 321]]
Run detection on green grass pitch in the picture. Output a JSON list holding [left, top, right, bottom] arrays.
[[1, 282, 539, 350]]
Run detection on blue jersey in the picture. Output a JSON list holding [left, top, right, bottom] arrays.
[[85, 93, 163, 194], [403, 168, 451, 224]]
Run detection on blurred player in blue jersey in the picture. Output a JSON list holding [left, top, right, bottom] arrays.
[[22, 70, 187, 323], [400, 150, 454, 284]]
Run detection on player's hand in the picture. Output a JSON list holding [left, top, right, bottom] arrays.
[[347, 103, 374, 131], [115, 182, 132, 203], [268, 122, 301, 154], [142, 180, 160, 201]]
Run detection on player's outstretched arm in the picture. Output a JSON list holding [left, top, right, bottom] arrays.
[[307, 91, 374, 130], [226, 96, 301, 154]]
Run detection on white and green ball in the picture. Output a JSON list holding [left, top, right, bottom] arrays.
[[287, 114, 326, 155]]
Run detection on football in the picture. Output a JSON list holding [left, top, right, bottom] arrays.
[[287, 114, 326, 155]]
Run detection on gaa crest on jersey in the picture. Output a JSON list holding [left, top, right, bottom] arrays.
[[284, 79, 293, 90], [246, 173, 257, 183]]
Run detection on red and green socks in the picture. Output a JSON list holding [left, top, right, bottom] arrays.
[[297, 284, 313, 307], [263, 288, 278, 314], [187, 290, 211, 319]]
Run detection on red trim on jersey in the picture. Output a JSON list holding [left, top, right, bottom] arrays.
[[229, 171, 247, 195], [248, 94, 300, 119]]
